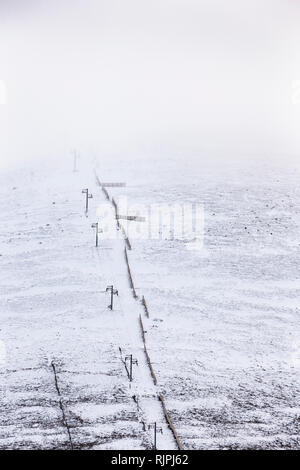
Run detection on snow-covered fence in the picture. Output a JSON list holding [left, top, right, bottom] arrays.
[[102, 186, 110, 200], [159, 394, 184, 451], [112, 200, 133, 250], [139, 314, 146, 343], [124, 247, 137, 298], [94, 172, 110, 200], [112, 197, 119, 224], [139, 315, 157, 386], [94, 172, 102, 189], [112, 199, 132, 249], [120, 223, 132, 250], [141, 296, 150, 318], [94, 171, 133, 249], [139, 315, 183, 449]]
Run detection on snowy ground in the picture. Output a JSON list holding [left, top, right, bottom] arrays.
[[0, 155, 299, 449], [97, 155, 300, 450], [0, 162, 175, 450]]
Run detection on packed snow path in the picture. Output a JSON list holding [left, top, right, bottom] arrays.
[[0, 163, 176, 449]]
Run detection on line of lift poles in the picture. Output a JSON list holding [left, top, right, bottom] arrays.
[[80, 182, 162, 450]]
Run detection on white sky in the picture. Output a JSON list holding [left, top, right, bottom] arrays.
[[0, 0, 300, 168]]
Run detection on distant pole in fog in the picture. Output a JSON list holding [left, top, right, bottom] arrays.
[[73, 150, 78, 172], [125, 354, 138, 382], [91, 222, 102, 247], [106, 285, 118, 310], [91, 222, 99, 247], [81, 188, 93, 214]]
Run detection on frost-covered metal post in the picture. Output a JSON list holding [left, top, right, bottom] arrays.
[[148, 422, 162, 450], [106, 285, 118, 310], [125, 354, 138, 382], [81, 188, 93, 214], [91, 222, 99, 247]]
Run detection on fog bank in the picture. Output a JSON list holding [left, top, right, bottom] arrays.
[[1, 0, 300, 169]]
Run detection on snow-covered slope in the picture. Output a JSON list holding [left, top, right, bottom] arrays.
[[0, 163, 176, 449], [96, 155, 300, 450], [0, 156, 299, 449]]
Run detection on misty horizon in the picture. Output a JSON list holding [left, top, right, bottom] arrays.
[[0, 1, 300, 169]]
